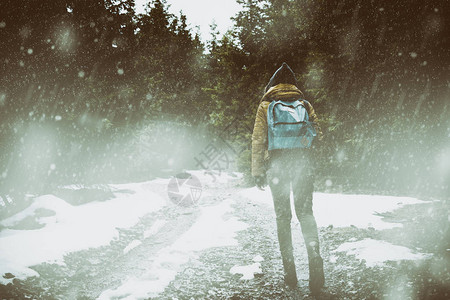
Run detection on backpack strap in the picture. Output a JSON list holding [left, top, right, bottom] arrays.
[[299, 99, 312, 115]]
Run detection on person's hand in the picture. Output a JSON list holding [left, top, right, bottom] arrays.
[[254, 175, 267, 190], [311, 136, 322, 151]]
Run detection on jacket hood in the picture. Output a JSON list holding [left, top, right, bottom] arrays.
[[264, 62, 299, 93], [260, 83, 304, 103]]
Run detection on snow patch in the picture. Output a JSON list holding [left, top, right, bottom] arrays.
[[98, 198, 248, 299], [332, 238, 431, 267], [123, 240, 142, 254], [143, 219, 166, 239], [314, 193, 425, 229], [98, 269, 177, 300], [230, 262, 262, 280], [171, 199, 248, 251], [239, 187, 274, 207], [240, 189, 425, 230], [253, 255, 264, 262], [0, 182, 165, 284]]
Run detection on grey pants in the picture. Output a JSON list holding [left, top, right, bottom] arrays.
[[267, 150, 321, 281]]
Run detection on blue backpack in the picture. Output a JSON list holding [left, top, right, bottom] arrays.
[[267, 99, 317, 150]]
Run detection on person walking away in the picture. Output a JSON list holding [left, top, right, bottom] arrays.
[[251, 62, 325, 295]]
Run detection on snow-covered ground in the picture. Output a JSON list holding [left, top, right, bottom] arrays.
[[98, 198, 248, 299], [0, 170, 434, 298], [331, 238, 431, 267], [240, 188, 426, 230], [0, 182, 166, 284], [240, 187, 431, 271], [230, 255, 264, 280]]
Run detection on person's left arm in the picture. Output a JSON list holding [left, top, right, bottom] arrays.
[[304, 100, 323, 141]]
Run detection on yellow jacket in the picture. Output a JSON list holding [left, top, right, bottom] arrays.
[[251, 83, 322, 177]]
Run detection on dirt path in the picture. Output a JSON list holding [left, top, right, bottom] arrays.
[[157, 186, 450, 300], [1, 179, 449, 299], [62, 180, 236, 299]]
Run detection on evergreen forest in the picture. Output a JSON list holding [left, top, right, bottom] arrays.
[[0, 0, 449, 200]]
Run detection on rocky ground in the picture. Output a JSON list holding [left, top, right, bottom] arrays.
[[0, 176, 449, 299]]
